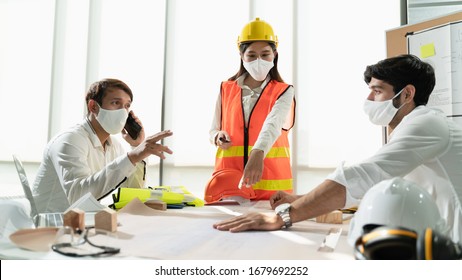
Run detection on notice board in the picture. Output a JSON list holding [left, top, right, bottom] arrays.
[[386, 11, 462, 125], [386, 11, 462, 58], [407, 21, 462, 117]]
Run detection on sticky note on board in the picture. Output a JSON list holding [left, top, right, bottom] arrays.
[[420, 43, 435, 58]]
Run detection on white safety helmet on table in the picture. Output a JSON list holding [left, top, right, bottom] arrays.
[[348, 177, 448, 246]]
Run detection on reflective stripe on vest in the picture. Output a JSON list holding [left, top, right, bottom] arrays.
[[253, 179, 293, 191], [216, 146, 290, 158]]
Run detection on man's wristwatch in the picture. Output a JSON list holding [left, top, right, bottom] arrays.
[[275, 203, 292, 229]]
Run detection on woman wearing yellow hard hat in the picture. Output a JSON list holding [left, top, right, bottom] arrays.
[[206, 18, 295, 202]]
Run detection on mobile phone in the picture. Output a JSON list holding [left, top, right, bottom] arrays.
[[124, 114, 142, 140]]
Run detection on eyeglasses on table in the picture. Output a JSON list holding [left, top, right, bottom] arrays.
[[52, 226, 120, 257]]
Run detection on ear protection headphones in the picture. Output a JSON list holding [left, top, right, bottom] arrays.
[[354, 224, 462, 260]]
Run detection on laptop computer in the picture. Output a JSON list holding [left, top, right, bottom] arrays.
[[13, 155, 98, 228]]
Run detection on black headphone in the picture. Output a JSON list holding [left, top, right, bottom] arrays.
[[354, 224, 462, 260]]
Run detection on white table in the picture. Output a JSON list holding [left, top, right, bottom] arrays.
[[0, 199, 354, 260]]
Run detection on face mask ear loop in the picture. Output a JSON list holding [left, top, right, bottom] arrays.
[[392, 87, 405, 100], [393, 87, 407, 110], [94, 102, 103, 116]]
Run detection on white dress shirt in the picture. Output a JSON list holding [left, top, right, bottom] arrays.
[[327, 106, 462, 243], [33, 118, 145, 213], [209, 74, 295, 155]]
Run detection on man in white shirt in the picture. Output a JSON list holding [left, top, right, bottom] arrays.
[[213, 54, 462, 244], [33, 78, 173, 212]]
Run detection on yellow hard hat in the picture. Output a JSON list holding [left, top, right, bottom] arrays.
[[237, 17, 278, 48]]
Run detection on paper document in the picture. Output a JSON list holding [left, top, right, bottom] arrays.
[[66, 193, 108, 212]]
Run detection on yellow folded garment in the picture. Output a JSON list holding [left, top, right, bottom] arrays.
[[110, 186, 204, 209]]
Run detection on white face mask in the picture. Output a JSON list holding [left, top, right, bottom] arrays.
[[95, 104, 128, 134], [363, 88, 406, 126], [243, 58, 274, 81]]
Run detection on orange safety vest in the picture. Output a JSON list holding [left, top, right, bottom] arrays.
[[214, 79, 295, 200]]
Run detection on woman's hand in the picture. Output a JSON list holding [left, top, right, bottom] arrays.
[[240, 149, 264, 188], [215, 131, 232, 150]]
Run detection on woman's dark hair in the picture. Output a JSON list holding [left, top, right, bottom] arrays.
[[228, 42, 284, 82], [85, 78, 133, 107], [364, 54, 435, 106]]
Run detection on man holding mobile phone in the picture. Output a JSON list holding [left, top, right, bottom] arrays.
[[33, 78, 173, 213]]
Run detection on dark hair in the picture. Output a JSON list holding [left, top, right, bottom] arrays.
[[363, 54, 435, 106], [228, 42, 284, 82], [85, 78, 133, 107]]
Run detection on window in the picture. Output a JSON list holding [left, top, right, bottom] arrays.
[[0, 0, 54, 162], [1, 0, 401, 196], [296, 0, 400, 168]]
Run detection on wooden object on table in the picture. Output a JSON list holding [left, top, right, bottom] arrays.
[[95, 208, 118, 232], [144, 200, 167, 211], [63, 208, 85, 230], [315, 210, 343, 224]]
